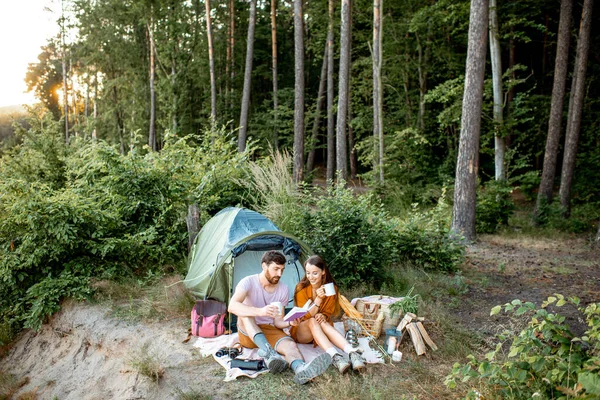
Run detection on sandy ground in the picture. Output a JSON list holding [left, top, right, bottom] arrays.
[[1, 302, 231, 400]]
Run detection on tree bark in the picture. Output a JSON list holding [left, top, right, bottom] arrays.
[[293, 0, 305, 184], [326, 0, 336, 182], [229, 0, 236, 133], [206, 0, 217, 128], [348, 89, 358, 180], [186, 204, 200, 251], [451, 0, 489, 242], [373, 0, 384, 183], [534, 0, 573, 217], [238, 0, 257, 152], [306, 45, 328, 175], [336, 0, 352, 181], [271, 0, 279, 149], [148, 19, 157, 151], [558, 0, 593, 217], [489, 0, 504, 180], [61, 0, 69, 144]]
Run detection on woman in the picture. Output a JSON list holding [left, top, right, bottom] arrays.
[[289, 255, 366, 373]]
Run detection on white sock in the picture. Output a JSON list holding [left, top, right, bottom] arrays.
[[343, 344, 354, 354], [326, 347, 338, 358]]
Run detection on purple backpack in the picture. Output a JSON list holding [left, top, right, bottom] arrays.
[[191, 300, 227, 338]]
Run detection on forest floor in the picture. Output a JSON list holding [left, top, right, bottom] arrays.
[[1, 223, 598, 399]]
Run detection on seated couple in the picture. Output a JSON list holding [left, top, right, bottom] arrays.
[[228, 250, 366, 385]]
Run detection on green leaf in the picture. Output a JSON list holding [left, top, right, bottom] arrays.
[[556, 299, 566, 307], [578, 372, 600, 395], [515, 307, 528, 316], [491, 305, 501, 316]]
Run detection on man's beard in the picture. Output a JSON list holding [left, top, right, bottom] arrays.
[[266, 271, 280, 284]]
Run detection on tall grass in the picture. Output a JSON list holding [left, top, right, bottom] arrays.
[[239, 150, 303, 232]]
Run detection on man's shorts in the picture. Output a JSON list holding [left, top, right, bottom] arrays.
[[238, 323, 293, 350]]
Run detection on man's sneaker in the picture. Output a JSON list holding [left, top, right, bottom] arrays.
[[349, 351, 366, 372], [293, 353, 332, 384], [332, 353, 350, 374], [258, 346, 288, 373]]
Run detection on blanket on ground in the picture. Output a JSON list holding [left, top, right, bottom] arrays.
[[193, 322, 384, 381]]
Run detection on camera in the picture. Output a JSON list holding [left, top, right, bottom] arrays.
[[215, 346, 242, 358]]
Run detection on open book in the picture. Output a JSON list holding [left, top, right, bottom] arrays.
[[283, 299, 312, 322]]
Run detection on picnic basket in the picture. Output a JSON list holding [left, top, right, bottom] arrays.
[[339, 295, 385, 338], [355, 295, 403, 331]]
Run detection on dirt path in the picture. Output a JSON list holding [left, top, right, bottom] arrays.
[[452, 234, 600, 337]]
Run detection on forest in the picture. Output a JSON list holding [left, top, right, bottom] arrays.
[[0, 0, 599, 398]]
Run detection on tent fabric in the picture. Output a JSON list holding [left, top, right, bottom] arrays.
[[184, 207, 312, 306]]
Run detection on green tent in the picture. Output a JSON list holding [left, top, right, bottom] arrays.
[[183, 207, 312, 308]]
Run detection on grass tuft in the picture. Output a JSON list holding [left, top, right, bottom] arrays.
[[127, 343, 165, 383]]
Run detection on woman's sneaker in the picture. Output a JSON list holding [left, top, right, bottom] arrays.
[[332, 353, 350, 374], [258, 346, 288, 373], [349, 351, 366, 372], [293, 353, 332, 384]]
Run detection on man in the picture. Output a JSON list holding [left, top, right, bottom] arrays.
[[228, 250, 332, 384]]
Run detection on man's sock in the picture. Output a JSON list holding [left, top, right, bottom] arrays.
[[343, 344, 354, 354], [253, 333, 271, 353], [326, 347, 338, 358], [290, 359, 304, 372]]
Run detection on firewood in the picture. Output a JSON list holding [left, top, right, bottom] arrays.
[[416, 321, 438, 351], [396, 313, 413, 332], [406, 322, 426, 355]]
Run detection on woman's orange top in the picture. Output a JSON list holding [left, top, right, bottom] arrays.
[[289, 284, 338, 340]]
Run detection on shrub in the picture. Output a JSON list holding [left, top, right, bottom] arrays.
[[396, 191, 464, 272], [445, 295, 600, 399], [289, 180, 399, 289], [476, 180, 515, 234]]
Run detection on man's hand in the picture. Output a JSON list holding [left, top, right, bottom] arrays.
[[261, 304, 281, 318]]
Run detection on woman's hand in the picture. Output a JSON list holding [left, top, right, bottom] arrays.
[[289, 318, 300, 327], [314, 313, 326, 324], [315, 286, 326, 299]]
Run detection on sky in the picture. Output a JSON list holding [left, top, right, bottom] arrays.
[[0, 0, 58, 108]]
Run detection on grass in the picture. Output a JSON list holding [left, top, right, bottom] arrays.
[[0, 372, 28, 400], [127, 342, 165, 383], [93, 275, 195, 323]]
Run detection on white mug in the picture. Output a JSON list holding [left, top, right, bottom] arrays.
[[323, 282, 336, 296], [270, 301, 283, 316], [392, 350, 402, 362]]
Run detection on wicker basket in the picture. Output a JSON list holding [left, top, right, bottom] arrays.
[[342, 313, 384, 339], [355, 296, 403, 331]]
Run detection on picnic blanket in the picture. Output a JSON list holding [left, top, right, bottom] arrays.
[[193, 322, 384, 381]]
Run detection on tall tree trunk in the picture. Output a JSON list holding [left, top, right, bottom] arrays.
[[373, 0, 384, 183], [489, 0, 504, 180], [238, 0, 257, 152], [451, 0, 489, 242], [558, 0, 593, 217], [415, 31, 428, 132], [148, 19, 157, 151], [534, 0, 573, 218], [61, 0, 69, 144], [293, 0, 305, 183], [271, 0, 279, 149], [336, 0, 352, 181], [229, 0, 236, 133], [92, 71, 98, 141], [596, 220, 600, 245], [326, 0, 336, 182], [206, 0, 217, 127], [307, 45, 328, 175], [348, 89, 358, 180]]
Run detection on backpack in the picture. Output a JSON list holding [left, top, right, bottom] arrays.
[[191, 300, 227, 338]]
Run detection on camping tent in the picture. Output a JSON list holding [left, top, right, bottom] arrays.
[[183, 207, 312, 308]]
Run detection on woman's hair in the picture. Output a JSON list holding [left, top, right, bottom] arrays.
[[294, 255, 337, 295]]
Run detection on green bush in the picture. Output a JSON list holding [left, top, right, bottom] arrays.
[[288, 181, 399, 289], [476, 180, 515, 234], [445, 295, 600, 399], [0, 119, 251, 333]]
